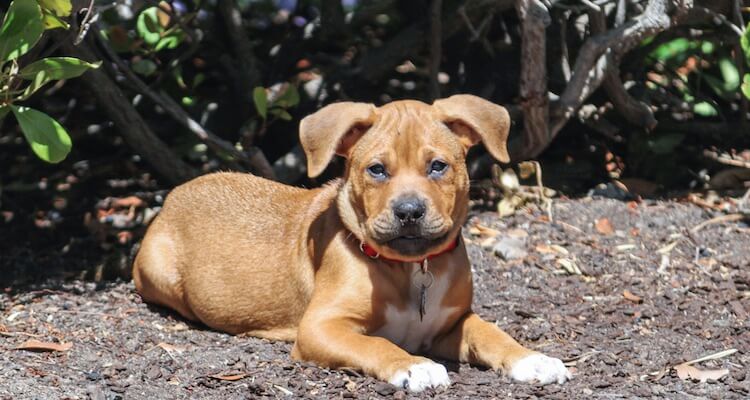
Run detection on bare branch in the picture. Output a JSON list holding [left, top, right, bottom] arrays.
[[91, 24, 276, 179], [429, 0, 443, 100], [514, 0, 550, 160], [58, 37, 196, 185], [550, 0, 693, 137], [358, 0, 513, 83], [218, 0, 260, 109], [589, 7, 657, 130]]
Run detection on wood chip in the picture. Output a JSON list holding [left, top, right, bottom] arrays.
[[674, 363, 729, 383], [209, 373, 247, 381], [16, 339, 72, 352], [622, 290, 643, 303], [595, 218, 614, 235]]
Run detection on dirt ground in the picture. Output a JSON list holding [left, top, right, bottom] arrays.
[[1, 198, 749, 399]]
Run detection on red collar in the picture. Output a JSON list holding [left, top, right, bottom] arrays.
[[358, 234, 461, 264]]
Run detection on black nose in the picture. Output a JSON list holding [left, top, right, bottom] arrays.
[[393, 197, 426, 224]]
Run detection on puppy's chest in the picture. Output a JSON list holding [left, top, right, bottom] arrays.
[[372, 264, 459, 353]]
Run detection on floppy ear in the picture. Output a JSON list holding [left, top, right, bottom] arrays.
[[299, 102, 376, 177], [432, 94, 511, 163]]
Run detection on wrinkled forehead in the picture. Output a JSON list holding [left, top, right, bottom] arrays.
[[350, 101, 460, 162]]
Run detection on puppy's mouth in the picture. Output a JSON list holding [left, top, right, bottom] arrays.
[[385, 233, 448, 257]]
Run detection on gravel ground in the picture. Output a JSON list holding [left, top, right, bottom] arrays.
[[1, 198, 749, 399]]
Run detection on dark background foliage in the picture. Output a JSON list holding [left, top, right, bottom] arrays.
[[1, 0, 749, 284]]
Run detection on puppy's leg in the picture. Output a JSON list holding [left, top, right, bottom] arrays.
[[430, 312, 571, 384], [133, 229, 197, 321], [293, 320, 450, 392]]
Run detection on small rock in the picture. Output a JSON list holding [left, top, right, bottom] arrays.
[[85, 371, 102, 381], [144, 366, 162, 380], [493, 237, 528, 260], [393, 390, 407, 400], [85, 384, 105, 400], [373, 382, 397, 396]]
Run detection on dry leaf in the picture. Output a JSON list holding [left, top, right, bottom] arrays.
[[157, 342, 185, 354], [209, 373, 247, 381], [595, 218, 614, 235], [556, 258, 582, 275], [622, 290, 643, 303], [469, 223, 501, 238], [16, 339, 72, 352], [517, 161, 536, 179], [111, 196, 145, 209], [674, 363, 728, 383], [157, 1, 172, 28], [535, 244, 569, 256]]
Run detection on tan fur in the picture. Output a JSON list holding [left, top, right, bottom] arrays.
[[133, 95, 551, 386]]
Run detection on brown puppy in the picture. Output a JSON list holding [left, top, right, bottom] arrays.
[[133, 95, 571, 392]]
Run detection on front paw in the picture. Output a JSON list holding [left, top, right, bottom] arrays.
[[509, 353, 572, 385], [389, 361, 451, 392]]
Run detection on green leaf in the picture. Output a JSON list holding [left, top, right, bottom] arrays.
[[19, 56, 100, 80], [742, 22, 750, 63], [647, 133, 684, 154], [136, 7, 162, 46], [274, 85, 299, 108], [0, 106, 9, 122], [0, 0, 45, 61], [192, 73, 205, 89], [694, 101, 718, 117], [42, 10, 69, 30], [741, 74, 750, 100], [10, 105, 72, 163], [269, 108, 292, 121], [718, 57, 739, 91], [18, 57, 100, 99], [131, 59, 157, 76], [649, 38, 692, 62], [253, 87, 267, 119], [37, 0, 71, 17], [155, 33, 183, 51]]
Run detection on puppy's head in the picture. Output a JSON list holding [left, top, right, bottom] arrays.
[[300, 95, 510, 261]]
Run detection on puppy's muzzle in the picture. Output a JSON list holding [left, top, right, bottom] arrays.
[[366, 196, 449, 256]]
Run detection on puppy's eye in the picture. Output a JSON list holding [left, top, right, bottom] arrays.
[[367, 163, 387, 180], [428, 160, 449, 177]]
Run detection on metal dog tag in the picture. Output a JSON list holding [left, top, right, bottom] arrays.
[[414, 259, 433, 322], [419, 285, 427, 321]]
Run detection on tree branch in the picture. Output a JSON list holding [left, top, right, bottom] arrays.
[[218, 0, 260, 112], [429, 0, 443, 100], [91, 24, 276, 179], [58, 37, 197, 185], [589, 7, 658, 130], [358, 0, 513, 83], [515, 0, 550, 161], [550, 0, 693, 138]]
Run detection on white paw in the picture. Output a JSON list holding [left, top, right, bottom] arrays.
[[389, 361, 451, 392], [509, 353, 572, 385]]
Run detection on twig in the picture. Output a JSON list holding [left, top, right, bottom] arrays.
[[74, 0, 96, 45], [690, 213, 745, 234], [0, 331, 44, 338], [703, 150, 750, 169], [429, 0, 442, 101], [55, 310, 127, 319], [682, 348, 738, 366]]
